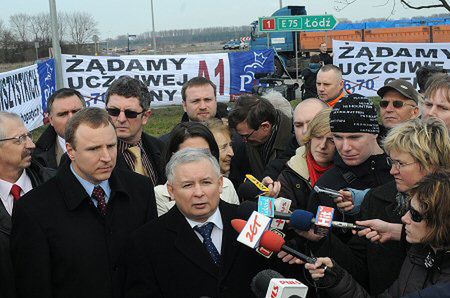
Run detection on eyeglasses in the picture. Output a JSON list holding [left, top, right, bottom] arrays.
[[408, 203, 426, 223], [379, 100, 416, 109], [106, 108, 145, 119], [0, 132, 32, 145], [240, 126, 260, 141], [387, 157, 417, 170]]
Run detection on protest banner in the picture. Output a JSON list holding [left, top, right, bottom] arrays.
[[0, 59, 56, 131], [333, 40, 450, 97], [62, 49, 274, 107]]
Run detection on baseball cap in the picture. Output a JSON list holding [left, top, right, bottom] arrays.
[[377, 79, 419, 103]]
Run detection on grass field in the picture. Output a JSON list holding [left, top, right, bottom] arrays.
[[30, 97, 380, 143]]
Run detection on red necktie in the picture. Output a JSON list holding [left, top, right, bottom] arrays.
[[92, 186, 107, 216], [10, 184, 22, 201]]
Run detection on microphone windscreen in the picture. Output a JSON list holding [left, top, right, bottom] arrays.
[[259, 230, 285, 253], [250, 269, 285, 298], [290, 210, 314, 231], [231, 219, 246, 233], [236, 200, 258, 219], [237, 180, 264, 202]]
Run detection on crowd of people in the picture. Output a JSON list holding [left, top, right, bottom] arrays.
[[0, 58, 449, 298]]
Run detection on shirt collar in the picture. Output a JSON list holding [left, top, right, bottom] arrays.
[[57, 135, 67, 153], [185, 206, 223, 230], [0, 170, 32, 196], [70, 163, 111, 198], [117, 138, 143, 153]]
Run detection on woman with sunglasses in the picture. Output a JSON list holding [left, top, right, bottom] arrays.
[[277, 108, 335, 210], [307, 118, 450, 295], [305, 169, 450, 297], [154, 122, 239, 216]]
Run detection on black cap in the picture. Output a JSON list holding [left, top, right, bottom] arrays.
[[377, 79, 419, 103]]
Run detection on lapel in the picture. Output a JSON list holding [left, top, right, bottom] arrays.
[[218, 201, 240, 280], [55, 162, 91, 211], [56, 162, 129, 213], [0, 201, 11, 236], [166, 206, 220, 278]]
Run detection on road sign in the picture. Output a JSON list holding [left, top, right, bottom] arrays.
[[259, 15, 338, 32]]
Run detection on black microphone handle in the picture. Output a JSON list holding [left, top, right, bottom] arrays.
[[274, 210, 291, 220], [280, 244, 335, 276]]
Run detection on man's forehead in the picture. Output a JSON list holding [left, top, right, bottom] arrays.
[[173, 161, 218, 180], [52, 95, 84, 108]]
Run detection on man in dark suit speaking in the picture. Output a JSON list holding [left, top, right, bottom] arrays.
[[125, 148, 274, 298], [11, 108, 157, 298]]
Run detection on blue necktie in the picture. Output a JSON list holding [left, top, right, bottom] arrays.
[[194, 222, 221, 265]]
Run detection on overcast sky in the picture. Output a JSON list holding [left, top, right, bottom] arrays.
[[1, 0, 447, 39]]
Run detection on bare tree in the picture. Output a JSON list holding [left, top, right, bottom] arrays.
[[66, 12, 98, 52], [9, 13, 31, 42], [334, 0, 450, 13], [58, 12, 67, 42]]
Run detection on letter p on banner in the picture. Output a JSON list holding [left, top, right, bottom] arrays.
[[237, 211, 271, 249]]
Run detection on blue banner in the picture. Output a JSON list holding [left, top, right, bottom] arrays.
[[229, 49, 274, 95], [37, 58, 56, 114]]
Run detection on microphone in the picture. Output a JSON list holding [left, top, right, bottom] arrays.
[[237, 180, 266, 202], [251, 269, 284, 298], [251, 269, 308, 298], [237, 201, 367, 231], [232, 219, 334, 275]]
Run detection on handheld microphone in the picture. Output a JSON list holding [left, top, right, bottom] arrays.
[[251, 269, 308, 298], [232, 219, 318, 265], [237, 201, 368, 231], [232, 219, 334, 276]]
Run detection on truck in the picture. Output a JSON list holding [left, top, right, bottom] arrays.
[[250, 6, 450, 76]]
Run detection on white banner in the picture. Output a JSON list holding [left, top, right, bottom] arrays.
[[333, 40, 450, 97], [0, 64, 44, 131], [62, 54, 230, 107]]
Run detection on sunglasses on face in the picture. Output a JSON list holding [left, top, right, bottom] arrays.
[[106, 108, 144, 119], [408, 203, 425, 223], [379, 100, 416, 109]]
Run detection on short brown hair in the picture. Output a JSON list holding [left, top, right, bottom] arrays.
[[65, 108, 115, 149], [181, 76, 217, 101], [409, 169, 450, 248]]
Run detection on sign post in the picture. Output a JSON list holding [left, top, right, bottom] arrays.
[[258, 14, 338, 79], [259, 15, 338, 32]]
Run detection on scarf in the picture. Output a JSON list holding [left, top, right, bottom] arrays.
[[306, 152, 333, 186]]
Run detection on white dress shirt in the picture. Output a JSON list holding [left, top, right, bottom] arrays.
[[0, 170, 33, 215], [57, 135, 67, 153], [185, 207, 223, 254]]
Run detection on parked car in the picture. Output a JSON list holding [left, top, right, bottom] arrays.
[[223, 40, 241, 50]]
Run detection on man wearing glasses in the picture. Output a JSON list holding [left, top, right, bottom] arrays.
[[105, 76, 166, 185], [377, 79, 420, 136], [0, 111, 54, 298], [33, 88, 85, 169], [228, 95, 292, 180]]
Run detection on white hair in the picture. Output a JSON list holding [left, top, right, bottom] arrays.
[[166, 148, 221, 184]]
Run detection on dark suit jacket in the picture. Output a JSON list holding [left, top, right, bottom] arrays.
[[116, 132, 166, 185], [0, 161, 55, 298], [32, 125, 59, 169], [11, 161, 157, 298], [125, 201, 275, 298]]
